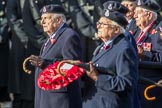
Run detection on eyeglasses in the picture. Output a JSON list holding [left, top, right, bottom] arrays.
[[96, 21, 112, 27]]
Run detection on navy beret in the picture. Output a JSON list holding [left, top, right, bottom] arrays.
[[136, 0, 161, 12], [103, 1, 129, 14], [40, 4, 65, 14], [103, 10, 128, 28]]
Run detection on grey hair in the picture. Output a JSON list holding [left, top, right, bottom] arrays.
[[53, 13, 66, 23], [143, 8, 158, 21], [111, 21, 126, 34]]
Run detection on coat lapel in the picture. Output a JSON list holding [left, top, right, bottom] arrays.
[[92, 34, 124, 62], [93, 43, 104, 56], [39, 38, 48, 56], [92, 43, 113, 62], [142, 32, 149, 42]]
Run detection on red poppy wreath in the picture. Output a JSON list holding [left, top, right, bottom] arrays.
[[37, 60, 85, 90]]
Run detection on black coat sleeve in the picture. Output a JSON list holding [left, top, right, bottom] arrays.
[[6, 0, 28, 47], [22, 0, 46, 49]]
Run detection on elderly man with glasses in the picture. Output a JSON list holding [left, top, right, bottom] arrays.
[[82, 6, 140, 108]]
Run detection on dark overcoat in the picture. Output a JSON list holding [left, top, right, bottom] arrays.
[[83, 34, 140, 108], [0, 0, 10, 87], [6, 0, 62, 101], [6, 0, 30, 99], [132, 21, 162, 62], [131, 19, 162, 108], [35, 24, 82, 108], [138, 21, 162, 108]]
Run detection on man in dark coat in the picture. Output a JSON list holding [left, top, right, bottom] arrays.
[[6, 0, 62, 108], [133, 0, 162, 62], [133, 0, 162, 107], [0, 0, 12, 107], [6, 0, 35, 107], [82, 9, 139, 108], [28, 4, 82, 108]]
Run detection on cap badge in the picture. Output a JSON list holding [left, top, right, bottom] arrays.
[[105, 9, 110, 17], [43, 6, 47, 12], [108, 4, 112, 10], [137, 0, 142, 5]]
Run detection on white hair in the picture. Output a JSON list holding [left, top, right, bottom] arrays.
[[143, 8, 158, 21], [53, 13, 66, 23], [111, 21, 126, 34]]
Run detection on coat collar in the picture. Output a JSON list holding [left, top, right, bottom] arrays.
[[135, 21, 158, 43], [92, 34, 124, 62], [40, 24, 67, 57]]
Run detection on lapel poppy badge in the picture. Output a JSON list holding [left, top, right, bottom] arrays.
[[50, 38, 56, 44]]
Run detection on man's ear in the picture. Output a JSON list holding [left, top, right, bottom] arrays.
[[148, 12, 154, 20], [56, 17, 62, 24], [114, 26, 120, 33]]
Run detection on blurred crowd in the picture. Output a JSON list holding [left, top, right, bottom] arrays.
[[0, 0, 162, 108]]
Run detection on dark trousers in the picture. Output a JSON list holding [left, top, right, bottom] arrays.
[[0, 87, 11, 102], [13, 94, 34, 108]]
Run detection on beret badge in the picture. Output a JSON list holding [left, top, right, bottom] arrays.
[[137, 0, 142, 5], [43, 6, 47, 13], [104, 9, 110, 17], [108, 4, 113, 10]]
